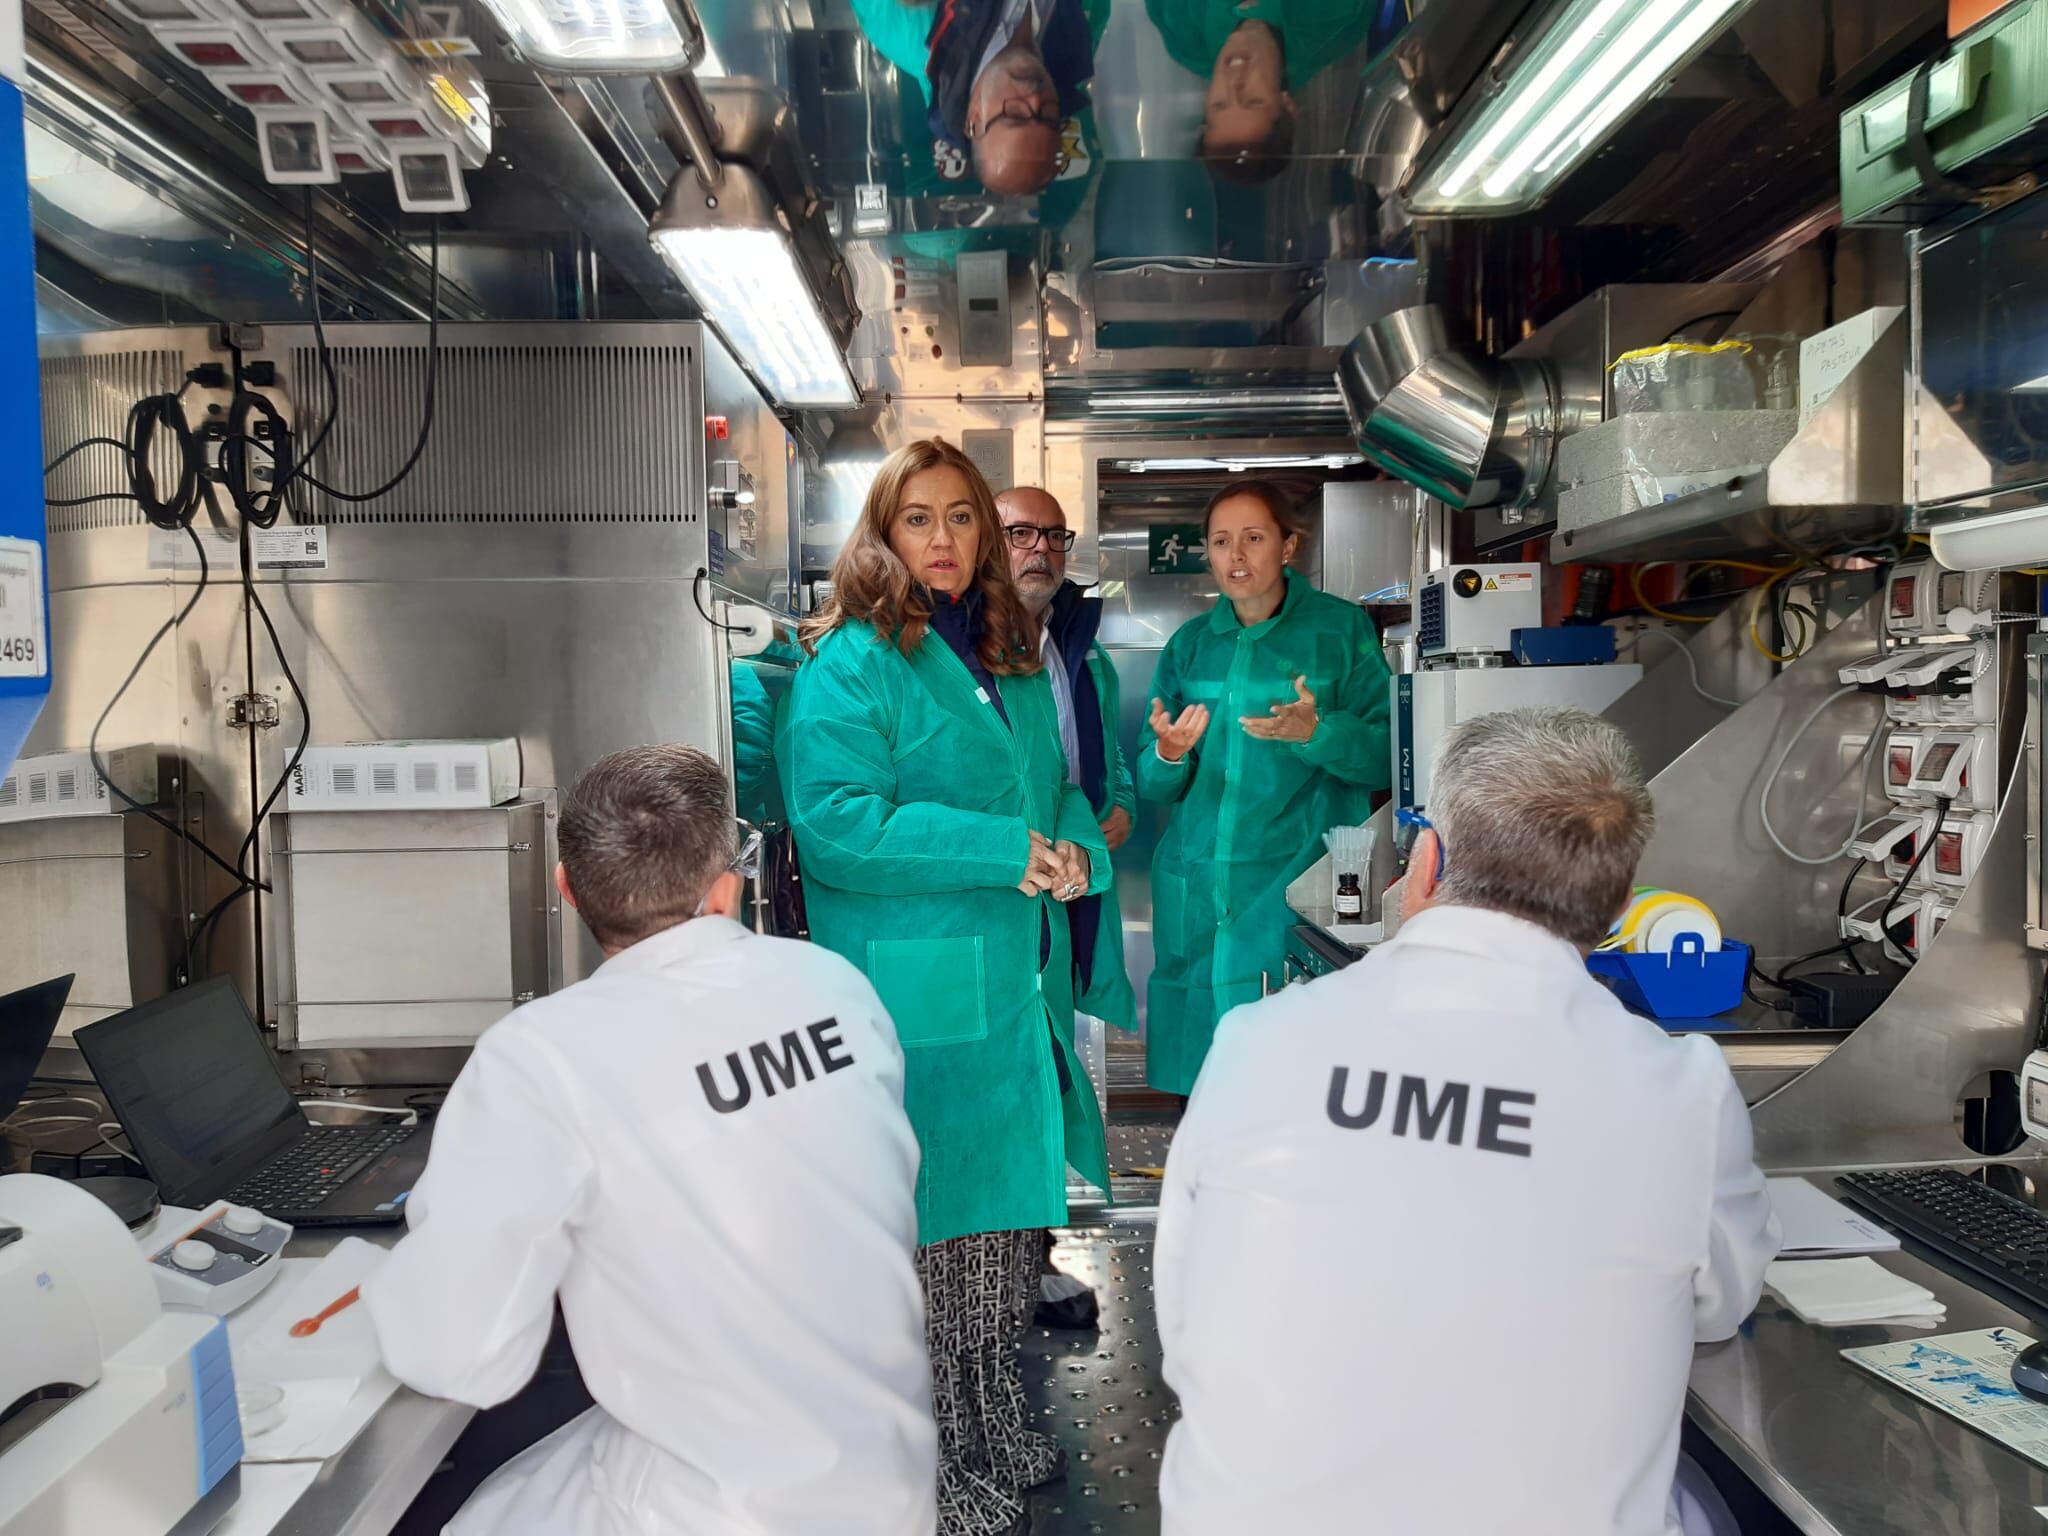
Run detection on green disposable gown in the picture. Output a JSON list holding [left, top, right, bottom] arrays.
[[1139, 568, 1391, 1094], [1077, 641, 1139, 1033], [780, 618, 1113, 1246], [1142, 0, 1394, 90]]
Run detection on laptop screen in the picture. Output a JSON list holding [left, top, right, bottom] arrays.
[[0, 974, 75, 1121], [74, 977, 305, 1206]]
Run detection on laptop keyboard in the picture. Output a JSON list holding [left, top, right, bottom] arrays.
[[228, 1125, 414, 1213]]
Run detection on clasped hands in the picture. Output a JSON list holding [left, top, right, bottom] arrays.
[[1149, 675, 1320, 761], [1019, 829, 1091, 902]]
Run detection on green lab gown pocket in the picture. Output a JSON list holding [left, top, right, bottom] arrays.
[[867, 937, 990, 1046]]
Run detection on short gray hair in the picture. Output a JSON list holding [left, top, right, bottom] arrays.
[[1429, 708, 1654, 947], [558, 744, 735, 948]]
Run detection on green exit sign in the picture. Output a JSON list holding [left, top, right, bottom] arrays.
[[1147, 524, 1208, 575]]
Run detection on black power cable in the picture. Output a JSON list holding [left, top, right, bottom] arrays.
[[1770, 857, 1871, 989], [181, 537, 314, 986], [221, 390, 294, 529], [296, 217, 442, 505], [693, 569, 750, 635], [1877, 797, 1951, 964], [84, 525, 256, 897], [124, 392, 205, 530]]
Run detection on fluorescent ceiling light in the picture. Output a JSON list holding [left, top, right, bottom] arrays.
[[1408, 0, 1754, 215], [1115, 454, 1366, 473], [650, 161, 858, 408], [471, 0, 705, 73], [653, 228, 858, 407]]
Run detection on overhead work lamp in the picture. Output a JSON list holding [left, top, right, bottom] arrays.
[[1405, 0, 1758, 215], [468, 0, 707, 74], [645, 73, 861, 409], [470, 0, 859, 408]]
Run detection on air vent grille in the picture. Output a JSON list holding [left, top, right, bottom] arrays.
[[292, 341, 702, 525], [1418, 582, 1446, 654], [39, 349, 190, 532]]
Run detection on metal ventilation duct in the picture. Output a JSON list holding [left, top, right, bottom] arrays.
[[1336, 304, 1555, 512]]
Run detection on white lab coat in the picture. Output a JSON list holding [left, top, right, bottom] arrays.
[[364, 916, 938, 1536], [1155, 904, 1779, 1536]]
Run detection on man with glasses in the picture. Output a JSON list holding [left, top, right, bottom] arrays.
[[851, 0, 1107, 198], [998, 487, 1138, 1036], [1154, 709, 1776, 1536], [998, 486, 1136, 1329], [367, 743, 938, 1535]]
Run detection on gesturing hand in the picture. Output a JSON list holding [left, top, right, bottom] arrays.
[[1150, 698, 1212, 763], [1051, 840, 1092, 903], [1240, 676, 1319, 743], [1100, 805, 1132, 852], [1018, 830, 1062, 897]]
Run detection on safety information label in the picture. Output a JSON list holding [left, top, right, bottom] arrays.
[[252, 526, 329, 571], [1845, 1328, 2048, 1469], [0, 537, 45, 678], [1484, 571, 1535, 592]]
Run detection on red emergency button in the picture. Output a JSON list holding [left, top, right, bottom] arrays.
[[706, 416, 729, 441]]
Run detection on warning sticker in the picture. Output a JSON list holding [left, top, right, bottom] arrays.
[[252, 526, 330, 571], [1492, 571, 1536, 592], [0, 536, 47, 679]]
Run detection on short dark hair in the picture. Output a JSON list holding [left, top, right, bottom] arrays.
[[1201, 113, 1295, 186], [558, 744, 735, 948], [1202, 478, 1305, 539]]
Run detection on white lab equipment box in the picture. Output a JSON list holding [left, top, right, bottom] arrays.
[[1393, 663, 1642, 809], [270, 794, 560, 1048], [0, 745, 159, 823], [1416, 565, 1543, 660], [285, 738, 521, 812]]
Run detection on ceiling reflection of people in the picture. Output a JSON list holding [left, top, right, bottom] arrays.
[[1146, 0, 1408, 182], [850, 0, 1107, 198]]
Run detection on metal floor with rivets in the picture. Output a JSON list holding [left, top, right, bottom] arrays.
[[1025, 1224, 1173, 1536], [1024, 1102, 1183, 1534]]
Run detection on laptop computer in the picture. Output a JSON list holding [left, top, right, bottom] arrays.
[[0, 974, 76, 1121], [73, 976, 430, 1227]]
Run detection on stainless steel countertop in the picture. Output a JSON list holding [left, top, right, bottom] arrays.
[[1689, 1220, 2048, 1532], [252, 1224, 474, 1536]]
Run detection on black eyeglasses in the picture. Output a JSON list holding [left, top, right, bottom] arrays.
[[1004, 524, 1077, 552], [972, 98, 1061, 137]]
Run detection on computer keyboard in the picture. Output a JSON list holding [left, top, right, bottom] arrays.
[[1838, 1167, 2048, 1310], [228, 1124, 413, 1213]]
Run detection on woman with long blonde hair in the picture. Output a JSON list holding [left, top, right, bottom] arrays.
[[781, 438, 1112, 1536]]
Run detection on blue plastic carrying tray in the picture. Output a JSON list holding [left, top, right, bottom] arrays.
[[1585, 935, 1750, 1027]]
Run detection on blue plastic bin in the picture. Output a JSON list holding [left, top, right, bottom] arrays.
[[1585, 935, 1750, 1027]]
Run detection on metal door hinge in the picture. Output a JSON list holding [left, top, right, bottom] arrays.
[[229, 693, 280, 730]]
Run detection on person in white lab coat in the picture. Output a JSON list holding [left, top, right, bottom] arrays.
[[1155, 707, 1779, 1536], [364, 744, 939, 1536]]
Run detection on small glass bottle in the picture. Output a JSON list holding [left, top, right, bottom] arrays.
[[1334, 871, 1364, 921]]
